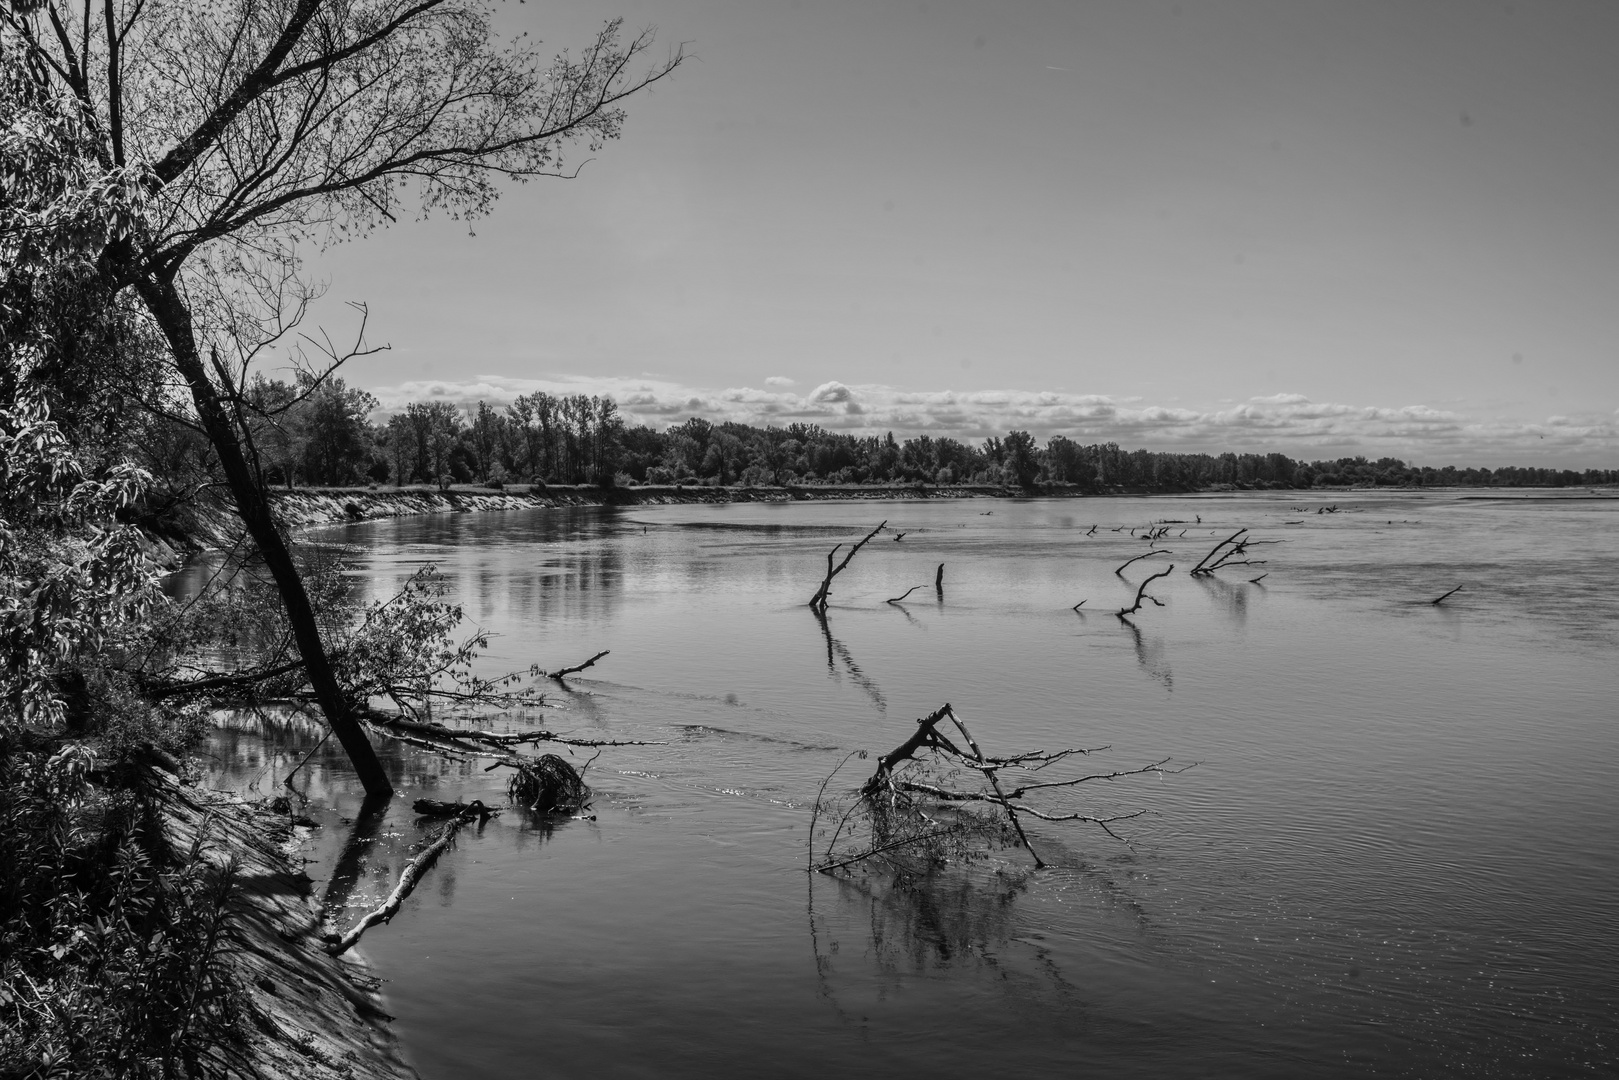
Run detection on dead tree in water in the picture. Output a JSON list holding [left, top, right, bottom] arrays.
[[810, 704, 1190, 873], [1430, 585, 1463, 605], [1117, 565, 1174, 620], [1188, 529, 1282, 577], [808, 521, 886, 612], [935, 563, 945, 598]]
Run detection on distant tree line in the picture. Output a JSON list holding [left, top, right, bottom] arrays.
[[263, 388, 1618, 492]]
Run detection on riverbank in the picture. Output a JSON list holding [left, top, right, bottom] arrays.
[[161, 773, 417, 1080], [270, 481, 1077, 528]]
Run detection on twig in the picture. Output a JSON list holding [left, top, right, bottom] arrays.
[[886, 586, 924, 604], [808, 750, 864, 870], [1430, 585, 1463, 605], [1249, 573, 1268, 584], [1071, 599, 1086, 611]]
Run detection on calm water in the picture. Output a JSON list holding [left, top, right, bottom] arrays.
[[208, 491, 1618, 1078]]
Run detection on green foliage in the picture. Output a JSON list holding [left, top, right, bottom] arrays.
[[0, 738, 244, 1079], [0, 395, 162, 729]]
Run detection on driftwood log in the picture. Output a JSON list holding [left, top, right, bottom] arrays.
[[412, 798, 499, 820], [327, 813, 473, 956], [545, 650, 609, 681]]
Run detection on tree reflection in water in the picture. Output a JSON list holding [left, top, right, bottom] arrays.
[[807, 863, 1095, 1023], [812, 609, 886, 714]]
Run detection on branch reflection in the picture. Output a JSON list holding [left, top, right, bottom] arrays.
[[813, 609, 887, 714], [1121, 619, 1173, 691]]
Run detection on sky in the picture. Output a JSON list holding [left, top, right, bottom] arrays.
[[295, 0, 1619, 467]]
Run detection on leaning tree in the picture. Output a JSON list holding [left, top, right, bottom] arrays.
[[0, 0, 684, 795]]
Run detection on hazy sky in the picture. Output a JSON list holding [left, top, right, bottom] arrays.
[[297, 0, 1619, 466]]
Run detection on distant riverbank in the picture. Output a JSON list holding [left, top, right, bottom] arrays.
[[270, 481, 1078, 527]]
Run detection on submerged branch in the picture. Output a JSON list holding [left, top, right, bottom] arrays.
[[545, 650, 610, 681], [328, 813, 473, 955], [1116, 550, 1171, 576], [1117, 565, 1174, 619], [809, 521, 886, 611]]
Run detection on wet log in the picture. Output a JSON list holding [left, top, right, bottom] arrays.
[[328, 814, 472, 956], [546, 650, 609, 681], [412, 798, 499, 820]]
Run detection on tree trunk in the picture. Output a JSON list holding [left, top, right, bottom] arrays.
[[135, 273, 394, 798]]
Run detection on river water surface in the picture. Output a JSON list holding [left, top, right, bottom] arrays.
[[208, 491, 1617, 1078]]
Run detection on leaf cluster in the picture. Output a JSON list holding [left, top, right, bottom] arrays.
[[0, 737, 245, 1079]]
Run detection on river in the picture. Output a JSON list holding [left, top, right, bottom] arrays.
[[207, 490, 1618, 1078]]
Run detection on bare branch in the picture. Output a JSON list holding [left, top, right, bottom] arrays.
[[809, 521, 885, 611], [1115, 549, 1171, 576], [543, 649, 609, 681], [1117, 565, 1174, 619]]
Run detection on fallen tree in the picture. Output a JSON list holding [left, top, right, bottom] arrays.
[[809, 704, 1191, 874]]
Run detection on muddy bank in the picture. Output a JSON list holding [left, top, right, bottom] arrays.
[[160, 774, 417, 1080], [271, 482, 1078, 527]]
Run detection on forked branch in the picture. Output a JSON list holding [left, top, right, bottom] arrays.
[[808, 521, 886, 612], [1117, 565, 1174, 619]]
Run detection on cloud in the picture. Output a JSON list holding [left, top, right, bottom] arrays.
[[810, 380, 854, 403], [765, 376, 796, 387], [365, 375, 1619, 466]]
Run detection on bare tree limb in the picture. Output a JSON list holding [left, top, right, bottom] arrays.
[[808, 521, 885, 611], [1117, 565, 1174, 619], [1115, 549, 1171, 576], [1431, 585, 1463, 605], [327, 810, 472, 955], [544, 650, 609, 681]]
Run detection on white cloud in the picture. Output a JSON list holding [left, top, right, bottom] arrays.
[[365, 375, 1619, 466], [765, 376, 796, 387], [809, 380, 854, 404]]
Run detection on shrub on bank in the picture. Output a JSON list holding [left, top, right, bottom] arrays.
[[1, 695, 240, 1079]]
